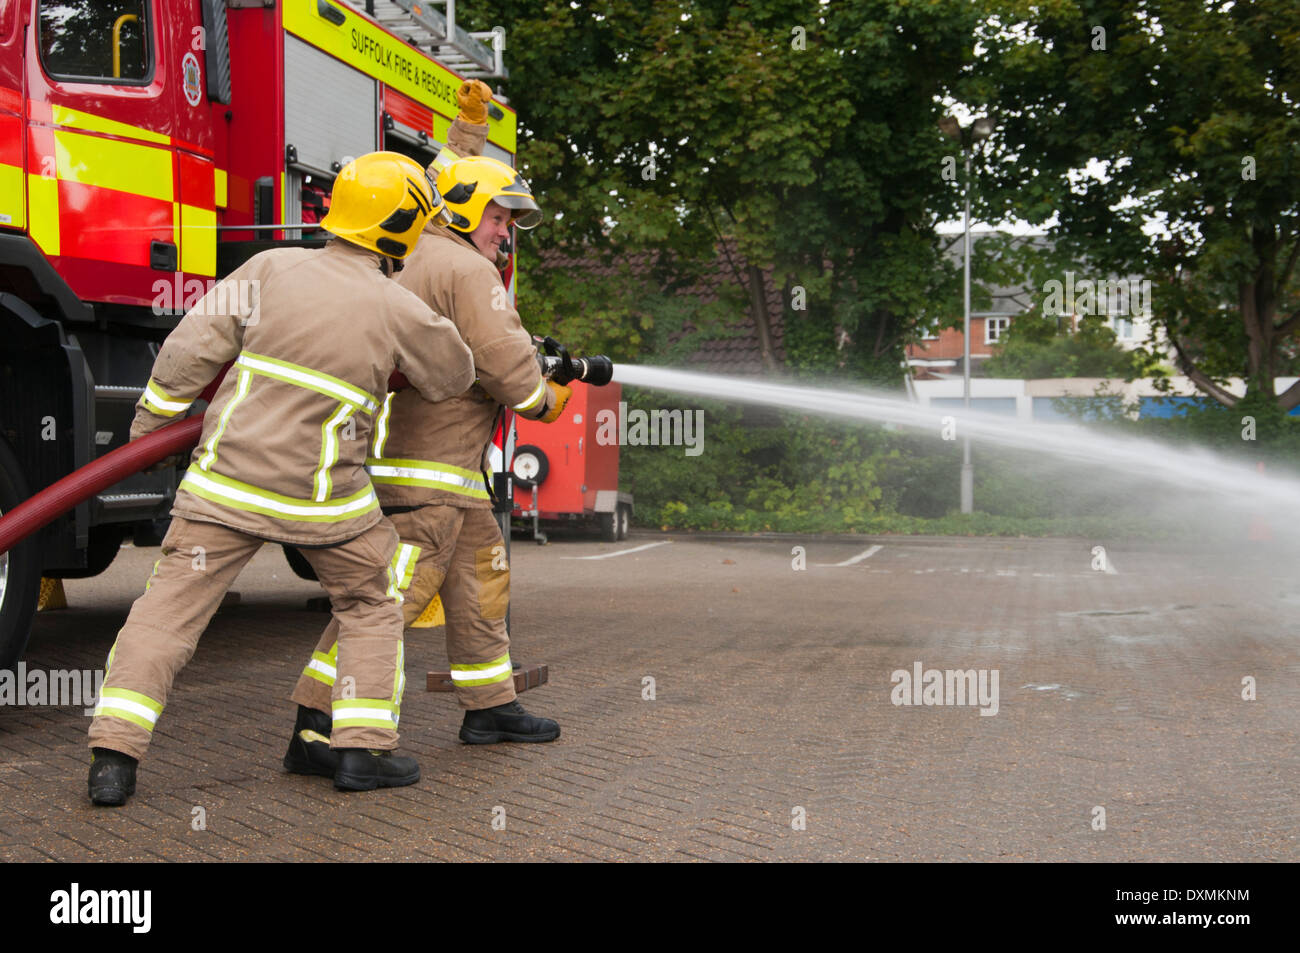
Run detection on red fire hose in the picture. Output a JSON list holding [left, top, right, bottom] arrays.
[[0, 415, 204, 557], [0, 364, 235, 557], [0, 362, 412, 557]]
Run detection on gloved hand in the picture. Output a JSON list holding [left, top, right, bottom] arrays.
[[539, 381, 572, 423], [144, 453, 186, 474], [456, 80, 494, 125]]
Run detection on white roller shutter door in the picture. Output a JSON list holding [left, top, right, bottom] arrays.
[[284, 34, 378, 177]]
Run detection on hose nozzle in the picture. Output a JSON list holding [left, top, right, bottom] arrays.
[[538, 336, 614, 386]]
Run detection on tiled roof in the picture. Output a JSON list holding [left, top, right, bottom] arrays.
[[536, 242, 786, 375]]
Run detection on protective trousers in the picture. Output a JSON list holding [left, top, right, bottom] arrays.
[[89, 516, 407, 760], [292, 504, 513, 715]]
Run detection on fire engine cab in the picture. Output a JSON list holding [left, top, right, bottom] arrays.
[[0, 0, 517, 666]]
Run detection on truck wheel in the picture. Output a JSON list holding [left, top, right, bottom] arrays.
[[0, 438, 42, 670], [511, 445, 548, 490], [616, 503, 631, 540], [598, 511, 618, 543], [282, 545, 319, 582]]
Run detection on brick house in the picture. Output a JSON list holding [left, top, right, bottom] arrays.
[[906, 230, 1160, 380]]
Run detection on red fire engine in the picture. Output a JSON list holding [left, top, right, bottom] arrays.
[[0, 0, 516, 666]]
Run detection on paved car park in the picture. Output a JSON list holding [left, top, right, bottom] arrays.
[[1, 532, 1295, 861]]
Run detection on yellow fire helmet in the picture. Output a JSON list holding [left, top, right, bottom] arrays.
[[321, 151, 446, 259], [435, 155, 543, 235]]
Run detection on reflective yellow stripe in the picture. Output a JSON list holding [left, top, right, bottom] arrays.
[[332, 698, 398, 731], [450, 652, 512, 687], [512, 377, 547, 413], [372, 393, 393, 458], [385, 559, 403, 605], [214, 169, 228, 208], [51, 104, 170, 145], [141, 379, 192, 417], [93, 686, 164, 732], [429, 146, 459, 178], [180, 468, 379, 522], [392, 640, 406, 717], [303, 649, 338, 686], [314, 402, 356, 502], [27, 173, 59, 255], [366, 457, 489, 499], [54, 128, 173, 202], [180, 203, 217, 276], [0, 163, 25, 228], [390, 543, 420, 591], [236, 351, 379, 413], [198, 368, 251, 471]]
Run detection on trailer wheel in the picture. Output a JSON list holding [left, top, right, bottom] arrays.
[[511, 445, 548, 490], [282, 545, 319, 582], [598, 511, 618, 543], [0, 438, 42, 669], [616, 503, 631, 541]]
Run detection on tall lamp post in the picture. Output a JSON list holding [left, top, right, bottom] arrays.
[[939, 114, 993, 514]]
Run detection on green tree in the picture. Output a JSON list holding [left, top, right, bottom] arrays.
[[468, 0, 985, 382], [976, 0, 1300, 412]]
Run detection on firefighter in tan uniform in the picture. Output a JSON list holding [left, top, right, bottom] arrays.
[[86, 153, 477, 806], [285, 84, 567, 772]]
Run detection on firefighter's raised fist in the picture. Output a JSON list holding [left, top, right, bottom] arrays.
[[457, 80, 494, 125]]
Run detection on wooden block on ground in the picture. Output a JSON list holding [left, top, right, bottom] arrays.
[[427, 663, 549, 693]]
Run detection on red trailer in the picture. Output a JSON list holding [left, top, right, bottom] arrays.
[[511, 380, 633, 544]]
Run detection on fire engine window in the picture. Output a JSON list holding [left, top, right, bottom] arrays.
[[39, 0, 152, 84]]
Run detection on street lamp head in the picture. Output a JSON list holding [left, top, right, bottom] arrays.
[[971, 116, 995, 141], [938, 115, 962, 142]]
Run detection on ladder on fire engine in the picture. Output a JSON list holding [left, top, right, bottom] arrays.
[[339, 0, 507, 80]]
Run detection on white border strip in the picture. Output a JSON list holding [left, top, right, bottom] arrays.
[[561, 541, 672, 561], [816, 544, 883, 568]]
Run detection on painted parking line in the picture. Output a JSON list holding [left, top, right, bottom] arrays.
[[561, 541, 673, 560], [815, 544, 883, 568]]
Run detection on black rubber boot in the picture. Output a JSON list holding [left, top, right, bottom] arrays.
[[88, 747, 137, 807], [333, 749, 421, 791], [283, 705, 338, 778], [459, 700, 560, 744]]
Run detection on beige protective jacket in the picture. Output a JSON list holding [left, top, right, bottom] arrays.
[[131, 240, 476, 544], [368, 223, 553, 509]]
